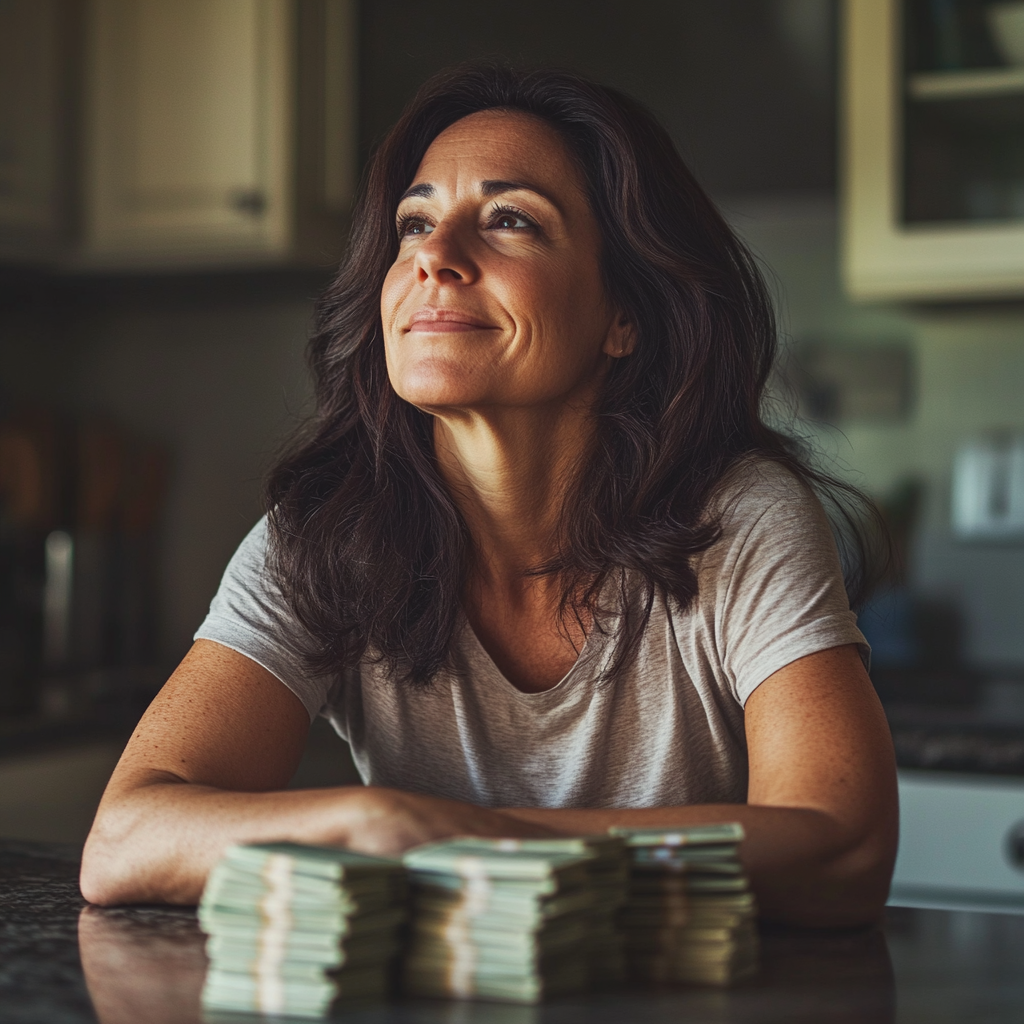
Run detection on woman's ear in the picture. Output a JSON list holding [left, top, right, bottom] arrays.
[[602, 315, 636, 359]]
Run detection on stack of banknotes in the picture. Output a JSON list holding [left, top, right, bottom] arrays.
[[570, 835, 631, 985], [611, 823, 758, 986], [198, 842, 407, 1018], [442, 836, 630, 987], [402, 837, 612, 1002]]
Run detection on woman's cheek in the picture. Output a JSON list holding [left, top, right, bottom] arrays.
[[380, 260, 411, 330]]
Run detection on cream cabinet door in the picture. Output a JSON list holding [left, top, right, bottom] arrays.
[[81, 0, 292, 267], [0, 0, 64, 262], [842, 0, 1024, 301]]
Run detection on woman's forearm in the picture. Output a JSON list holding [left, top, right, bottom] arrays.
[[500, 803, 893, 928], [83, 778, 890, 924], [80, 778, 373, 906], [81, 780, 560, 907]]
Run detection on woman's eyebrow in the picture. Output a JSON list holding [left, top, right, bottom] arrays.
[[396, 179, 563, 211], [398, 183, 434, 203], [480, 179, 562, 211]]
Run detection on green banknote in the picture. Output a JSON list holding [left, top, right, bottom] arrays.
[[404, 842, 592, 887], [218, 842, 403, 881], [610, 823, 745, 847]]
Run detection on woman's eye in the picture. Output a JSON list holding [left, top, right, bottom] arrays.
[[489, 208, 534, 231], [398, 216, 433, 239]]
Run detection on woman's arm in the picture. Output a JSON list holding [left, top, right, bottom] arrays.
[[85, 640, 895, 925], [501, 644, 899, 928], [80, 640, 554, 906], [320, 644, 896, 928]]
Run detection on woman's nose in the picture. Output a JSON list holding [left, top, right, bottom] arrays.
[[413, 224, 478, 285]]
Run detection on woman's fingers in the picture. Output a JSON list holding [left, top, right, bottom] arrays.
[[337, 788, 557, 856]]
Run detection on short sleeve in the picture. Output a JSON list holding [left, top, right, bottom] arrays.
[[194, 517, 334, 721], [707, 464, 869, 706]]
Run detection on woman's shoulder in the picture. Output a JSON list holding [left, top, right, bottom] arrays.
[[709, 455, 822, 533], [194, 515, 342, 721], [689, 454, 843, 592], [197, 515, 291, 638], [225, 515, 273, 572], [680, 457, 863, 703]]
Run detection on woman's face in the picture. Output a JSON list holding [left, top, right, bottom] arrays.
[[381, 109, 632, 417]]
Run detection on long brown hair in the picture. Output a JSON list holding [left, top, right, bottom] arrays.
[[265, 62, 883, 686]]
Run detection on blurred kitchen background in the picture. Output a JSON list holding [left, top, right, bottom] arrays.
[[3, 0, 1024, 911]]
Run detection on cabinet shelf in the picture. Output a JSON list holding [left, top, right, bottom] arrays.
[[842, 0, 1024, 300], [909, 67, 1024, 101]]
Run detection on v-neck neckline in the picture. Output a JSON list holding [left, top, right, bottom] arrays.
[[458, 607, 616, 700]]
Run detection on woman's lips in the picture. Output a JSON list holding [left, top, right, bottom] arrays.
[[406, 310, 496, 333]]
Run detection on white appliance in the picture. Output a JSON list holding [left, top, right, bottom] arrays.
[[890, 769, 1024, 913], [951, 434, 1024, 541]]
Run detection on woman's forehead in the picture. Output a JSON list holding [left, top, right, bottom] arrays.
[[409, 110, 584, 197]]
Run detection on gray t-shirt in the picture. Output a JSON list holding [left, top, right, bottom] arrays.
[[195, 459, 866, 809]]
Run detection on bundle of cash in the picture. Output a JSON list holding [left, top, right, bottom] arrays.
[[402, 838, 608, 1002], [610, 823, 758, 986], [443, 836, 630, 987], [198, 842, 407, 1018]]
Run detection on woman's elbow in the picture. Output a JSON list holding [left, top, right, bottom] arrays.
[[828, 803, 900, 927], [80, 846, 120, 906], [814, 863, 894, 929], [80, 809, 133, 905], [80, 860, 120, 907], [789, 831, 898, 929], [79, 792, 159, 906], [756, 806, 898, 930]]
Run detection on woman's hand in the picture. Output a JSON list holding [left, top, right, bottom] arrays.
[[337, 788, 559, 858]]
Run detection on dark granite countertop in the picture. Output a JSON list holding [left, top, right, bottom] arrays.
[[3, 839, 1024, 1024]]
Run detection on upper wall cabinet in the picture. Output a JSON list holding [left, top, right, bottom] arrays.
[[0, 0, 356, 271], [0, 0, 68, 264], [84, 0, 293, 265], [842, 0, 1024, 301]]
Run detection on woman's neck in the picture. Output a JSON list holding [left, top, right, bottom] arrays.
[[432, 397, 595, 589]]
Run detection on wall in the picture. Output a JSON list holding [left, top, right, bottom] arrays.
[[73, 282, 318, 659], [360, 0, 838, 196], [729, 196, 1024, 672]]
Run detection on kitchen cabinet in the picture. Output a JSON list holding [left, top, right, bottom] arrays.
[[0, 0, 356, 271], [0, 0, 68, 264], [83, 0, 293, 266], [842, 0, 1024, 300]]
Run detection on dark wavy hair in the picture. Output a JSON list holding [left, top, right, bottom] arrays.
[[265, 62, 884, 686]]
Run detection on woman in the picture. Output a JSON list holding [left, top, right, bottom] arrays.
[[81, 65, 897, 927]]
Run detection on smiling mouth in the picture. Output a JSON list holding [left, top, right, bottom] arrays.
[[406, 310, 496, 333]]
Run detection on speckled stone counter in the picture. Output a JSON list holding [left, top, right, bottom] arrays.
[[2, 838, 1024, 1024]]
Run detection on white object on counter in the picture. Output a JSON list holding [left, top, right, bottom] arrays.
[[951, 434, 1024, 541], [890, 769, 1024, 913]]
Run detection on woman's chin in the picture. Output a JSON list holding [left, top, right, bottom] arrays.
[[390, 368, 492, 413], [393, 384, 484, 415]]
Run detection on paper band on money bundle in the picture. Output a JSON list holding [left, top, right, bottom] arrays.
[[610, 823, 759, 986], [199, 842, 407, 1018], [445, 836, 630, 988], [402, 838, 613, 1003]]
